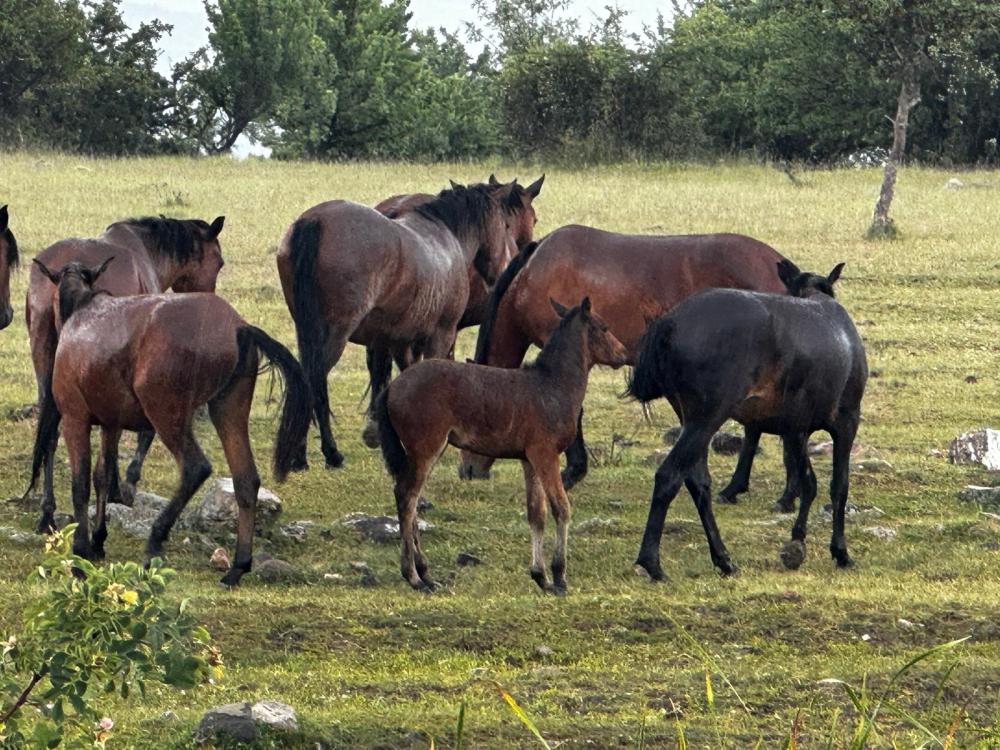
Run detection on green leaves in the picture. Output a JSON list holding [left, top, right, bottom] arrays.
[[0, 527, 218, 748]]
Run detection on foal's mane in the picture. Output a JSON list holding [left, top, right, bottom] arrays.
[[414, 183, 497, 240], [113, 216, 209, 264], [3, 228, 17, 268], [473, 241, 539, 363], [530, 304, 585, 374]]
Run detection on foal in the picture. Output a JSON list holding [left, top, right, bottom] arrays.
[[627, 260, 867, 580], [27, 259, 311, 586], [375, 296, 628, 593]]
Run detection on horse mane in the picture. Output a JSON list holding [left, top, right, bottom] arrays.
[[529, 305, 586, 374], [3, 228, 17, 268], [502, 184, 527, 212], [414, 183, 496, 240], [473, 240, 539, 363], [113, 216, 209, 264], [57, 275, 105, 325]]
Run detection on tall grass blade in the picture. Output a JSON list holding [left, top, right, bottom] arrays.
[[455, 701, 466, 750], [495, 684, 552, 749]]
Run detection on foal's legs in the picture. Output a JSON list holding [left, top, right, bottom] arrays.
[[778, 433, 817, 570], [829, 417, 859, 568], [561, 408, 587, 491], [717, 426, 761, 504], [144, 416, 212, 564], [60, 416, 93, 560], [91, 427, 122, 559], [635, 424, 717, 581], [532, 453, 572, 594], [393, 450, 439, 591], [685, 451, 738, 575], [521, 460, 551, 591], [773, 437, 802, 513], [35, 411, 59, 534], [361, 346, 393, 449], [209, 379, 261, 587], [121, 430, 155, 503]]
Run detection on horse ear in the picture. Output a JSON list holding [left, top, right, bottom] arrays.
[[827, 262, 845, 285], [525, 174, 545, 198], [550, 298, 569, 318], [32, 258, 60, 284], [206, 216, 225, 241], [0, 205, 7, 233], [91, 256, 115, 282], [580, 296, 591, 315], [488, 174, 500, 186], [776, 259, 801, 289], [449, 179, 461, 190]]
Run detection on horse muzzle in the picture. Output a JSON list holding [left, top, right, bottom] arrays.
[[457, 450, 493, 480], [0, 303, 13, 330]]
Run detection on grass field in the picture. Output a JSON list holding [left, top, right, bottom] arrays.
[[1, 152, 1000, 748]]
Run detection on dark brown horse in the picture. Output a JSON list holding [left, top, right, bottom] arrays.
[[0, 205, 18, 329], [27, 258, 310, 586], [460, 225, 801, 504], [375, 294, 628, 593], [27, 216, 225, 532], [627, 261, 867, 579], [277, 183, 515, 469]]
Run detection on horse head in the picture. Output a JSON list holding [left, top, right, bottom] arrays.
[[0, 205, 17, 329], [171, 216, 226, 293], [33, 257, 115, 325], [777, 259, 844, 299], [551, 296, 629, 369]]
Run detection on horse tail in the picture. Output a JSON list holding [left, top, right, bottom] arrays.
[[374, 388, 408, 480], [626, 316, 674, 404], [235, 326, 312, 482], [24, 376, 61, 498], [474, 240, 539, 363], [287, 218, 328, 417]]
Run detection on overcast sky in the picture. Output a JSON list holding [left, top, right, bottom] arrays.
[[122, 0, 664, 72]]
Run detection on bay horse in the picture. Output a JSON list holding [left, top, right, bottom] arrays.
[[0, 205, 18, 329], [375, 295, 628, 593], [27, 258, 310, 586], [627, 261, 867, 580], [27, 215, 225, 533], [277, 183, 515, 470], [460, 225, 801, 504]]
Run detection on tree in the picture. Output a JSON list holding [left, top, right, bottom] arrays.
[[181, 0, 335, 154]]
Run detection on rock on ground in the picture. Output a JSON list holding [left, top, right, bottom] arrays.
[[254, 558, 300, 583], [187, 478, 282, 533], [87, 491, 168, 539], [341, 512, 433, 543], [575, 517, 618, 534], [711, 431, 745, 455], [863, 525, 897, 540], [193, 700, 297, 743], [949, 429, 1000, 471], [957, 485, 1000, 511], [250, 699, 299, 731]]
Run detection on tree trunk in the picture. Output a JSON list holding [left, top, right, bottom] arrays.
[[868, 71, 920, 238]]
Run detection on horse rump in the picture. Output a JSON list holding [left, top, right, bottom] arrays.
[[626, 316, 674, 404], [374, 388, 408, 479]]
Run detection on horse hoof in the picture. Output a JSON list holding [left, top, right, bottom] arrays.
[[772, 500, 796, 513], [716, 493, 739, 505], [634, 560, 666, 582], [718, 562, 740, 577], [361, 423, 380, 450], [530, 569, 550, 591], [324, 450, 345, 469], [780, 540, 806, 570], [34, 517, 56, 535], [833, 551, 854, 568], [420, 579, 438, 593], [91, 547, 106, 562], [548, 582, 568, 596], [116, 483, 136, 508], [289, 458, 309, 473], [219, 570, 245, 588]]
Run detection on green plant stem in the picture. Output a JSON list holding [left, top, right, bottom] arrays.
[[0, 671, 43, 724]]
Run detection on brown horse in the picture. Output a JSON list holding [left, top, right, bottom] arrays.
[[0, 205, 18, 329], [277, 183, 515, 470], [460, 225, 800, 503], [27, 258, 310, 586], [27, 215, 225, 533], [375, 294, 628, 593]]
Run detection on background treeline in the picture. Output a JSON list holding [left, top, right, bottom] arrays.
[[2, 0, 999, 164]]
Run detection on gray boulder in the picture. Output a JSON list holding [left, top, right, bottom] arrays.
[[949, 429, 1000, 470], [87, 491, 168, 539], [186, 478, 282, 533], [194, 700, 298, 743], [341, 512, 433, 543], [251, 699, 298, 731], [957, 485, 1000, 510]]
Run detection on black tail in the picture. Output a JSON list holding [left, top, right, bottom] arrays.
[[473, 240, 539, 363], [235, 326, 312, 482], [374, 388, 408, 479], [626, 316, 674, 404], [288, 218, 329, 422], [24, 377, 61, 498]]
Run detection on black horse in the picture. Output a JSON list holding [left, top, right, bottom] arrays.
[[627, 260, 867, 580]]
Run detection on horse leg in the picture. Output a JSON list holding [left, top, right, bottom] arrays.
[[561, 408, 588, 491], [314, 327, 350, 469], [533, 453, 572, 594], [91, 427, 121, 560], [144, 418, 212, 565], [685, 450, 739, 575], [773, 435, 802, 513], [35, 420, 58, 534], [30, 309, 59, 533], [717, 426, 760, 504], [209, 380, 260, 587], [521, 460, 551, 592], [61, 417, 93, 560], [361, 345, 393, 449], [394, 454, 437, 591], [636, 424, 716, 581], [829, 417, 859, 568], [779, 433, 816, 569], [122, 430, 155, 504]]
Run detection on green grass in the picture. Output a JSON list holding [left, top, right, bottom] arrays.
[[2, 153, 1000, 748]]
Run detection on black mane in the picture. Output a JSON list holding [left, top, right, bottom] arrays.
[[3, 228, 17, 269], [474, 241, 538, 363], [114, 216, 209, 263], [414, 183, 496, 239]]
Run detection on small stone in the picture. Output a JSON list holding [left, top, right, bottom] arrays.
[[957, 485, 1000, 510], [349, 560, 378, 586], [209, 547, 231, 571], [927, 448, 945, 458], [869, 368, 883, 377], [456, 552, 482, 566], [193, 703, 255, 743], [897, 618, 921, 629], [949, 429, 1000, 470], [417, 497, 434, 513], [863, 525, 896, 540], [535, 644, 554, 657], [861, 633, 872, 642], [645, 449, 669, 467], [780, 539, 806, 570], [279, 520, 316, 542], [945, 177, 964, 189], [323, 573, 343, 581], [254, 558, 300, 583], [608, 501, 625, 509], [0, 527, 36, 545], [187, 478, 282, 533], [250, 700, 298, 731], [965, 374, 978, 384], [160, 710, 179, 721], [341, 512, 433, 543], [575, 517, 617, 533], [662, 426, 682, 445], [853, 458, 893, 474], [711, 431, 744, 455]]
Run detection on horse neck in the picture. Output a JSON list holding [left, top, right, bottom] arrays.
[[58, 282, 100, 325], [102, 223, 182, 291], [533, 319, 591, 391]]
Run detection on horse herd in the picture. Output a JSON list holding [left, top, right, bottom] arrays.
[[0, 176, 867, 592]]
